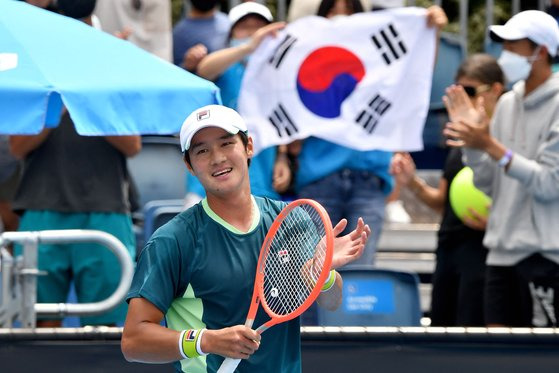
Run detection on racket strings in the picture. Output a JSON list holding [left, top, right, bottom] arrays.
[[262, 204, 328, 316]]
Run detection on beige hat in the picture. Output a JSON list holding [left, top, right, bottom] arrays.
[[180, 105, 247, 152]]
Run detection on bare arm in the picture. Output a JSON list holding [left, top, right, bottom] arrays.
[[104, 135, 141, 157], [9, 129, 52, 159], [317, 218, 370, 310], [316, 272, 342, 310], [197, 44, 252, 81], [409, 177, 447, 213], [197, 22, 286, 81], [426, 5, 448, 69], [122, 297, 261, 363], [181, 43, 208, 72], [391, 152, 446, 213], [121, 297, 183, 363]]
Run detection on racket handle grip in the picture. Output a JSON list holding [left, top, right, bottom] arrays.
[[216, 357, 241, 373]]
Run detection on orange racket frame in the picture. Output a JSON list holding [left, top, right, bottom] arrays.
[[217, 199, 334, 373], [251, 198, 334, 332]]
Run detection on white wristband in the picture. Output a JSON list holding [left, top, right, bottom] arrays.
[[178, 330, 188, 360], [196, 328, 208, 356]]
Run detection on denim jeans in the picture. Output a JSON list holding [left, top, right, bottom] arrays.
[[299, 169, 386, 267]]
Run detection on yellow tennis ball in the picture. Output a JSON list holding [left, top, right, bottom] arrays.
[[449, 166, 492, 222]]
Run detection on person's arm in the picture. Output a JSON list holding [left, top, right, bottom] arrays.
[[9, 129, 52, 159], [408, 176, 447, 213], [315, 271, 342, 310], [122, 297, 262, 363], [197, 22, 285, 81], [104, 135, 142, 157], [390, 152, 446, 212], [426, 5, 448, 68], [462, 206, 488, 231], [316, 217, 370, 310], [181, 43, 208, 72], [501, 123, 559, 201], [121, 298, 183, 363], [443, 84, 497, 195]]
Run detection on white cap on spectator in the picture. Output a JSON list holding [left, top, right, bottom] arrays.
[[489, 10, 559, 56], [180, 105, 247, 152], [229, 2, 273, 27]]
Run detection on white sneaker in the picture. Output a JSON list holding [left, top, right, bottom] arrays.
[[385, 200, 412, 224]]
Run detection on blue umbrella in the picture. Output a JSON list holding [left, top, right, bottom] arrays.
[[0, 0, 221, 135]]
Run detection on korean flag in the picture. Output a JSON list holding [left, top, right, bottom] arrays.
[[238, 7, 436, 154]]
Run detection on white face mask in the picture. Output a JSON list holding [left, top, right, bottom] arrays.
[[229, 37, 251, 65], [498, 47, 540, 84]]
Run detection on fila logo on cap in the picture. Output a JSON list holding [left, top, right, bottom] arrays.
[[197, 110, 210, 121]]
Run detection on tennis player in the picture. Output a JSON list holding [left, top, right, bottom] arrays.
[[121, 104, 370, 372]]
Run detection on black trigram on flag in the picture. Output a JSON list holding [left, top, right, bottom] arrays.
[[269, 104, 299, 137], [355, 94, 392, 134], [371, 24, 407, 65], [268, 34, 297, 69]]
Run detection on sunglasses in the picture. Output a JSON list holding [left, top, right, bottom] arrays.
[[461, 84, 491, 97]]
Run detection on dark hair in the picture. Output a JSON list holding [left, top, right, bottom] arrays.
[[190, 0, 219, 13], [526, 39, 554, 65], [183, 131, 251, 168], [317, 0, 364, 17], [57, 0, 96, 19], [455, 53, 505, 85]]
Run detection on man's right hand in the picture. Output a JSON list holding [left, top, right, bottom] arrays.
[[201, 325, 261, 359]]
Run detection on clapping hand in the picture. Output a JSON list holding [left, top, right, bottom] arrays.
[[442, 85, 492, 150]]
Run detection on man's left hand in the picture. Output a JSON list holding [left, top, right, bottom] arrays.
[[330, 217, 370, 269]]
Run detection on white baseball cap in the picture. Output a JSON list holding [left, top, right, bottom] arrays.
[[228, 2, 273, 27], [180, 105, 247, 152], [489, 10, 559, 56]]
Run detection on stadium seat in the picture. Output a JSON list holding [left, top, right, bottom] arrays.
[[127, 136, 187, 209], [317, 267, 422, 326], [142, 199, 184, 244]]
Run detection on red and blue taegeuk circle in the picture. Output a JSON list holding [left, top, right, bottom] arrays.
[[296, 46, 365, 118]]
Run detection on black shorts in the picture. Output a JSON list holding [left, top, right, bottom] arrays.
[[430, 238, 487, 326], [485, 253, 559, 327]]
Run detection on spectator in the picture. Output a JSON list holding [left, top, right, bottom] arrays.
[[24, 0, 57, 11], [369, 0, 404, 11], [185, 2, 291, 207], [392, 54, 505, 326], [444, 11, 559, 327], [547, 0, 559, 24], [287, 0, 369, 22], [94, 0, 173, 62], [384, 172, 412, 224], [10, 0, 140, 327], [121, 104, 370, 372], [172, 0, 230, 72], [291, 1, 448, 267], [0, 136, 21, 233]]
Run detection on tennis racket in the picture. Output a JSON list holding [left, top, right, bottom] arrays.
[[217, 199, 334, 373]]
